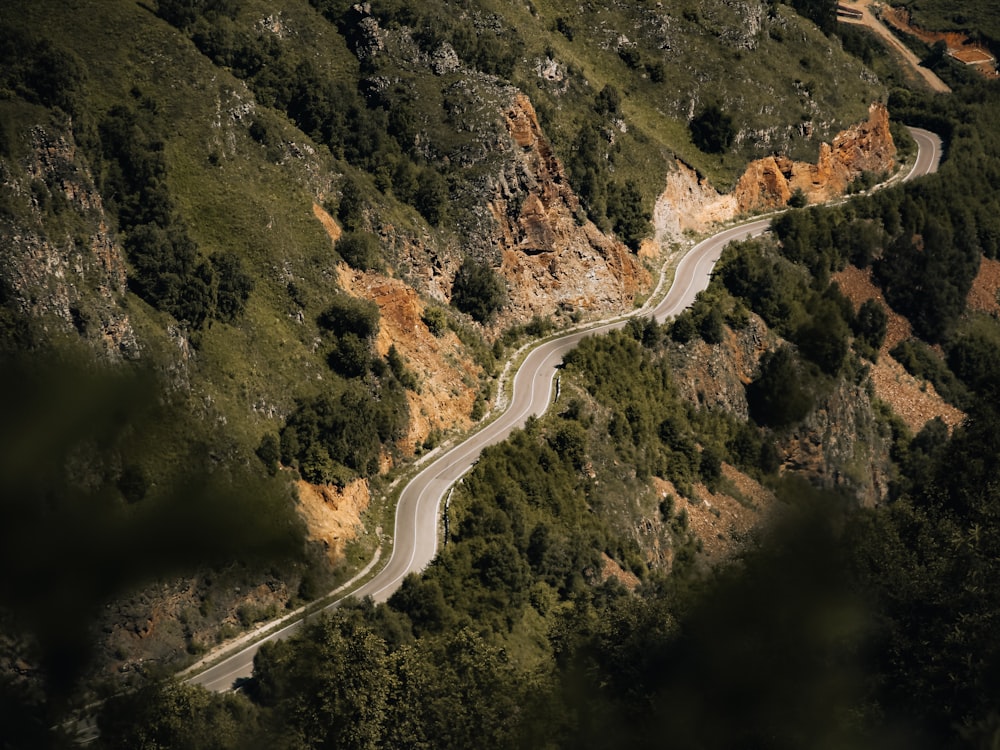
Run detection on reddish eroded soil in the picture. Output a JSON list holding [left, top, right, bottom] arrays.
[[295, 478, 371, 563], [653, 465, 777, 567], [881, 6, 999, 79], [312, 202, 342, 243], [967, 256, 1000, 314], [833, 265, 964, 434], [311, 200, 483, 456], [600, 552, 641, 590]]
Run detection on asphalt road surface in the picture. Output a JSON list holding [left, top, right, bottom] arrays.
[[189, 127, 940, 693]]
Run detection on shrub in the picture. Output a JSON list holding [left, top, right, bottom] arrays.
[[690, 104, 735, 154], [422, 306, 449, 336], [788, 188, 808, 208], [451, 257, 506, 323], [336, 231, 383, 271], [852, 298, 887, 359], [318, 295, 380, 339], [746, 347, 816, 428]]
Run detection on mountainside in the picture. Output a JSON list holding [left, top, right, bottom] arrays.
[[10, 0, 992, 730]]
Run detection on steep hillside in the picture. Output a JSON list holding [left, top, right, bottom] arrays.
[[48, 4, 1000, 747], [0, 0, 895, 704]]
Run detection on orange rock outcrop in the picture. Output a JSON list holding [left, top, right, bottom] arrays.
[[337, 265, 482, 453], [654, 103, 897, 242], [295, 478, 371, 563], [490, 94, 650, 325], [735, 102, 896, 212]]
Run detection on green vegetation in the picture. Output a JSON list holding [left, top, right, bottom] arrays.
[[891, 338, 970, 407], [5, 0, 1000, 747], [901, 0, 1000, 43], [336, 231, 384, 272], [450, 257, 507, 324], [97, 34, 1000, 750], [0, 351, 305, 710], [746, 346, 819, 427], [689, 104, 736, 154]]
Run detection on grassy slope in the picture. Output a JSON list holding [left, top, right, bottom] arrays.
[[0, 0, 891, 683], [515, 0, 881, 189], [3, 0, 885, 463], [4, 1, 349, 450]]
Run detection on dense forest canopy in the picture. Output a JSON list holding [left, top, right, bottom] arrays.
[[2, 0, 1000, 747]]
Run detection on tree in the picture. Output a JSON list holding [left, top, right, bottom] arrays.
[[698, 306, 726, 345], [690, 104, 735, 154], [549, 421, 588, 470], [0, 30, 84, 115], [318, 295, 380, 339], [795, 298, 850, 375], [211, 251, 254, 323], [386, 344, 418, 390], [790, 0, 837, 34], [947, 329, 1000, 398], [421, 305, 448, 336], [670, 312, 696, 343], [595, 84, 621, 115], [788, 188, 808, 208], [337, 230, 384, 271], [876, 218, 978, 342], [415, 168, 449, 226], [852, 298, 887, 359], [606, 179, 650, 251], [97, 680, 259, 750], [256, 433, 280, 475], [746, 347, 816, 427], [451, 257, 506, 323], [253, 615, 392, 750], [125, 222, 215, 328], [388, 574, 452, 636], [338, 174, 367, 231]]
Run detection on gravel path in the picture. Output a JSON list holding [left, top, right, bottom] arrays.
[[839, 0, 951, 94]]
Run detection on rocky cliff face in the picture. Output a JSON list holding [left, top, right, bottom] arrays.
[[391, 90, 651, 334], [340, 10, 650, 335], [781, 377, 893, 506], [735, 102, 896, 212], [653, 103, 897, 241], [653, 160, 739, 243], [488, 94, 650, 328], [666, 313, 894, 506], [0, 122, 138, 358], [667, 315, 771, 419]]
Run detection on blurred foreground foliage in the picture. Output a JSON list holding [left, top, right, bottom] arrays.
[[0, 345, 303, 736]]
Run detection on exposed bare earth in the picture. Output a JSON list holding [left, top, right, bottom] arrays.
[[881, 5, 998, 79], [313, 200, 481, 456], [600, 552, 640, 590], [839, 1, 951, 93], [653, 465, 777, 566], [492, 95, 650, 328], [654, 104, 898, 238], [304, 101, 914, 563], [967, 256, 1000, 314], [294, 478, 370, 563], [337, 265, 482, 453], [833, 265, 964, 434], [312, 202, 342, 243], [294, 208, 482, 557]]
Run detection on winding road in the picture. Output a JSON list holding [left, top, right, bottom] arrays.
[[188, 127, 941, 693]]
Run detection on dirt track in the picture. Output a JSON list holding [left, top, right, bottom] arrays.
[[839, 0, 951, 93]]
